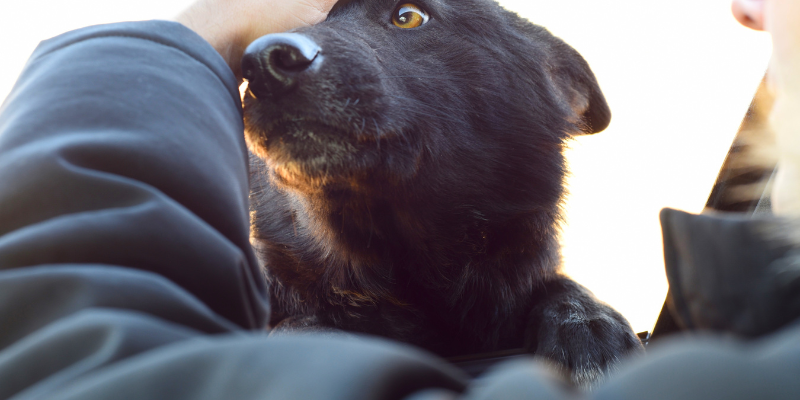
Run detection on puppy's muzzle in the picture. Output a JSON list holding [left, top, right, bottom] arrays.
[[242, 33, 321, 98]]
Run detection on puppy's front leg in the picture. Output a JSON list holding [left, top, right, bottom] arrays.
[[525, 277, 643, 390]]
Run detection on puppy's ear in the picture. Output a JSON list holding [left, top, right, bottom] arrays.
[[548, 41, 611, 135]]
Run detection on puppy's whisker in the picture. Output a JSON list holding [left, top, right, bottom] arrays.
[[386, 94, 473, 114], [383, 75, 477, 82], [385, 99, 466, 118], [389, 107, 466, 125], [366, 202, 373, 249], [372, 118, 382, 151]]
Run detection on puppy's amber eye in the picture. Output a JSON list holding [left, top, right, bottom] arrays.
[[392, 4, 429, 29]]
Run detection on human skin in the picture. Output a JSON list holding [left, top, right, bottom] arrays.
[[732, 0, 800, 216], [175, 0, 339, 79]]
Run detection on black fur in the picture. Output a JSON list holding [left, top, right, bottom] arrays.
[[244, 0, 641, 388]]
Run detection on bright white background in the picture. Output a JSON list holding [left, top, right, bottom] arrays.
[[0, 0, 772, 333]]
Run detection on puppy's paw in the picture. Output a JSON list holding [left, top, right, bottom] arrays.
[[526, 282, 643, 390]]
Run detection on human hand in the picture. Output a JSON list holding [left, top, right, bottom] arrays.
[[175, 0, 339, 79]]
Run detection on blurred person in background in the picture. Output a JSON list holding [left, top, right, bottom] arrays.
[[733, 0, 800, 216]]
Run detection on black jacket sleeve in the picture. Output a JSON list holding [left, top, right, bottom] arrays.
[[660, 208, 800, 336], [0, 20, 269, 332], [0, 20, 272, 398]]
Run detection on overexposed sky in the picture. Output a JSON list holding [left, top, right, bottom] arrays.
[[0, 0, 772, 333]]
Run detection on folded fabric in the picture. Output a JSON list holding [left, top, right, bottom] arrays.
[[660, 208, 800, 337]]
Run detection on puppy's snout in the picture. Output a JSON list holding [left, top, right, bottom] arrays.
[[242, 33, 321, 98]]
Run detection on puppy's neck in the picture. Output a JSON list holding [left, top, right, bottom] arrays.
[[293, 185, 424, 261]]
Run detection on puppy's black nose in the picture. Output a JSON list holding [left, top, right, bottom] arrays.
[[242, 33, 321, 98]]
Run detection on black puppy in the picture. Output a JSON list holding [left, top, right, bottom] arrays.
[[243, 0, 642, 387]]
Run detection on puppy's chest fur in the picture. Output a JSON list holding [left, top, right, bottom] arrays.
[[250, 166, 562, 353]]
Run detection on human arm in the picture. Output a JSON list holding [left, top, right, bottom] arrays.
[[0, 19, 269, 396]]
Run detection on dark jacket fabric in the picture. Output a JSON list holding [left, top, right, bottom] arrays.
[[660, 208, 800, 337], [0, 20, 799, 400]]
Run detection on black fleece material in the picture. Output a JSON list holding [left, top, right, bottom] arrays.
[[0, 20, 799, 400]]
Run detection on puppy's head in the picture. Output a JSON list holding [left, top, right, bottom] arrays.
[[243, 0, 609, 197]]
